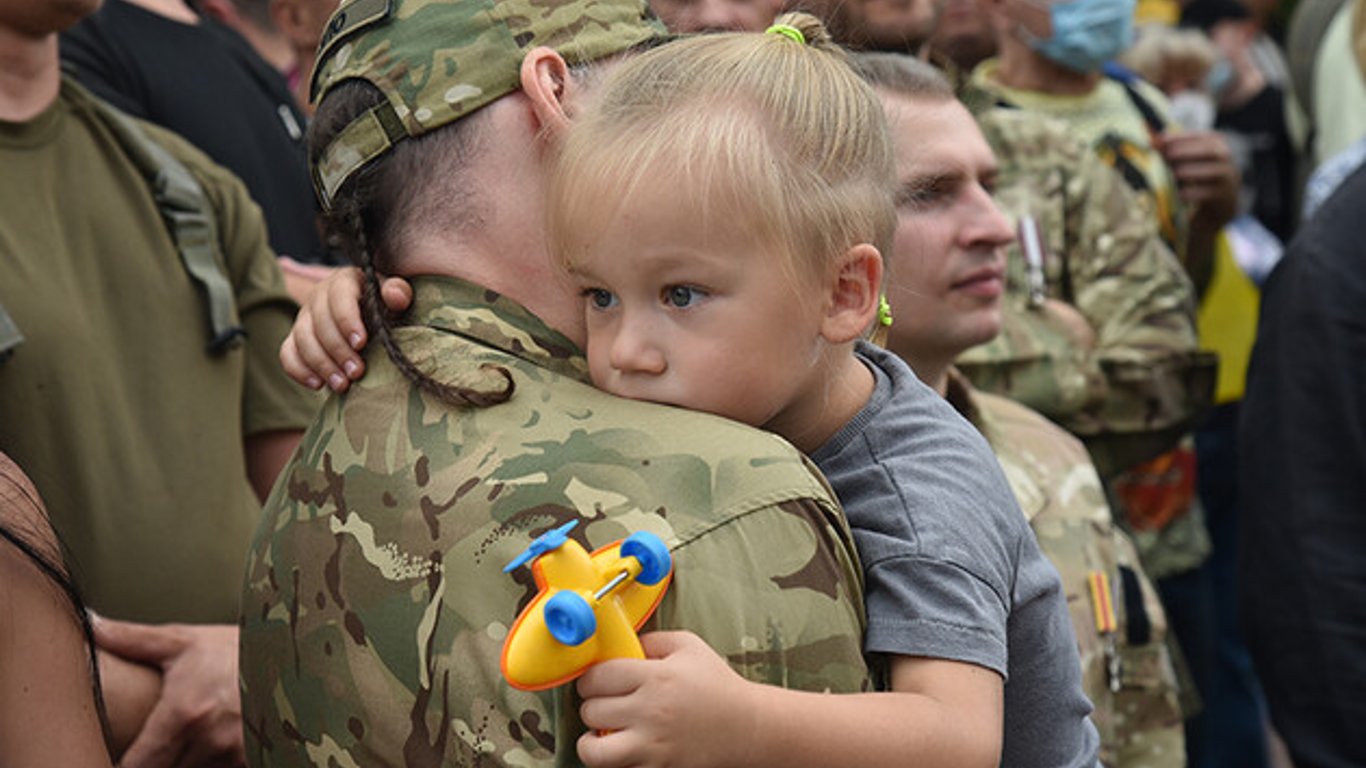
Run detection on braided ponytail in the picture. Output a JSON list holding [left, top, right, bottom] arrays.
[[311, 81, 514, 408]]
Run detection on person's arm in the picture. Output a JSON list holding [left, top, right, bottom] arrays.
[[1155, 130, 1240, 295], [96, 650, 162, 760], [92, 619, 244, 768], [1060, 145, 1219, 476], [576, 632, 1002, 768]]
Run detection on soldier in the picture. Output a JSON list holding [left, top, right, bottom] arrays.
[[856, 51, 1186, 768], [238, 1, 875, 765]]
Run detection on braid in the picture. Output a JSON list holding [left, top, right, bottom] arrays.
[[340, 204, 515, 408]]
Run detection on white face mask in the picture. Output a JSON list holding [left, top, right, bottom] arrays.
[[1018, 0, 1136, 73], [1168, 89, 1216, 131]]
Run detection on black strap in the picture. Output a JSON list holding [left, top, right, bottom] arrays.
[[1119, 564, 1152, 646]]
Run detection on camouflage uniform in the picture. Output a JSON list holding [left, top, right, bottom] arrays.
[[240, 277, 873, 767], [953, 103, 1214, 579], [945, 370, 1185, 768]]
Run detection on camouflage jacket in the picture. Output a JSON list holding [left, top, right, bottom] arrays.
[[954, 106, 1216, 479], [240, 276, 872, 768], [947, 370, 1186, 768]]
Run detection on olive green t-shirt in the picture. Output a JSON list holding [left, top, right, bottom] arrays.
[[0, 80, 319, 623]]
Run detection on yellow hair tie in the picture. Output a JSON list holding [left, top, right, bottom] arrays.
[[766, 23, 806, 44], [878, 294, 894, 327]]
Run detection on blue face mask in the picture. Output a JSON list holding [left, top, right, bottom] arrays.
[[1024, 0, 1136, 73]]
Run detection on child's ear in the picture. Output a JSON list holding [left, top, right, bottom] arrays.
[[520, 47, 574, 142], [820, 244, 883, 345]]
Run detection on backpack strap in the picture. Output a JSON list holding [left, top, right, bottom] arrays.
[[69, 78, 246, 355], [1103, 62, 1170, 138]]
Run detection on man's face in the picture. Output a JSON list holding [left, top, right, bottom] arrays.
[[2, 0, 101, 35], [927, 0, 997, 70], [879, 92, 1014, 362], [564, 177, 831, 440], [649, 0, 778, 32], [852, 0, 942, 50]]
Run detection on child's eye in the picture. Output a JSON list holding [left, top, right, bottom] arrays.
[[663, 285, 705, 308], [585, 288, 618, 310]]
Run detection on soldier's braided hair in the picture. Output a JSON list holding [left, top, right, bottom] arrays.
[[310, 80, 513, 408]]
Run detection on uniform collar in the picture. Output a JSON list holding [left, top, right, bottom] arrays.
[[406, 275, 590, 383]]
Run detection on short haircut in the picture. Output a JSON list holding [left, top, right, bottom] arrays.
[[850, 51, 956, 101], [549, 13, 897, 281]]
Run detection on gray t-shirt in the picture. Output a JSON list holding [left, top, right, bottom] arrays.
[[812, 343, 1099, 767]]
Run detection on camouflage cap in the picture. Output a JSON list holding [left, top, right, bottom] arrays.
[[310, 0, 667, 209]]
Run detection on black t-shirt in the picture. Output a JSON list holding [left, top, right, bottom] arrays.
[[61, 0, 339, 265]]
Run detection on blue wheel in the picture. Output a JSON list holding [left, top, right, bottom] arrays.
[[544, 591, 596, 646], [621, 532, 672, 586]]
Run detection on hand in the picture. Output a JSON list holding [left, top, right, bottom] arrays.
[[278, 267, 413, 392], [92, 617, 244, 768], [1155, 130, 1240, 229], [576, 631, 758, 768], [1039, 299, 1096, 350]]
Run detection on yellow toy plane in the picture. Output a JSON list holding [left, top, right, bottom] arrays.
[[500, 520, 673, 691]]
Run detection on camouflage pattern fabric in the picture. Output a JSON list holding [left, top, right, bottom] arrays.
[[946, 371, 1186, 768], [309, 0, 665, 207], [956, 106, 1216, 481], [240, 276, 872, 767]]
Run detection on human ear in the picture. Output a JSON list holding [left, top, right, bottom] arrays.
[[520, 47, 574, 142], [820, 243, 883, 344]]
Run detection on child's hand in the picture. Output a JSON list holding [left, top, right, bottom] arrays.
[[278, 267, 413, 392], [576, 631, 758, 768]]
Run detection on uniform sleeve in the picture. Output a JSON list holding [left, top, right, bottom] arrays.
[[1059, 146, 1215, 475], [962, 111, 1215, 478], [152, 125, 321, 436], [654, 496, 875, 693]]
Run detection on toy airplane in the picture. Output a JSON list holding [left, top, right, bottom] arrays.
[[500, 520, 673, 691]]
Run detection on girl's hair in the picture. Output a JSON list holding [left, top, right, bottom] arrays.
[[307, 80, 514, 407], [548, 12, 897, 282], [0, 456, 111, 750], [1119, 23, 1217, 91], [850, 51, 956, 101]]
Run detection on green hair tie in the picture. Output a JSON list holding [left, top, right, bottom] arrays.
[[878, 294, 894, 327], [766, 23, 806, 44]]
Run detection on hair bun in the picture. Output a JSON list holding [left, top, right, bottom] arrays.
[[768, 11, 836, 51]]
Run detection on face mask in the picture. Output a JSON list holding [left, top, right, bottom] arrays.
[[1168, 90, 1216, 130], [1022, 0, 1135, 73]]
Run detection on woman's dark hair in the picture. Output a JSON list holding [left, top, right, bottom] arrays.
[[307, 80, 514, 407]]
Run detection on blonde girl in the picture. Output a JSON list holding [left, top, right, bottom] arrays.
[[550, 13, 1099, 768]]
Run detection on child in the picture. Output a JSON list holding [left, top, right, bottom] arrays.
[[548, 14, 1098, 768]]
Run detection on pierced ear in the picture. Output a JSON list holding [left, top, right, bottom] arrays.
[[821, 244, 883, 344], [520, 47, 574, 141]]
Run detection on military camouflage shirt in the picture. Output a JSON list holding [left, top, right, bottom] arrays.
[[955, 106, 1216, 480], [946, 370, 1186, 768], [240, 276, 872, 767]]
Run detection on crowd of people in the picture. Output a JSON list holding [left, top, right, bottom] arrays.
[[0, 0, 1363, 764]]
